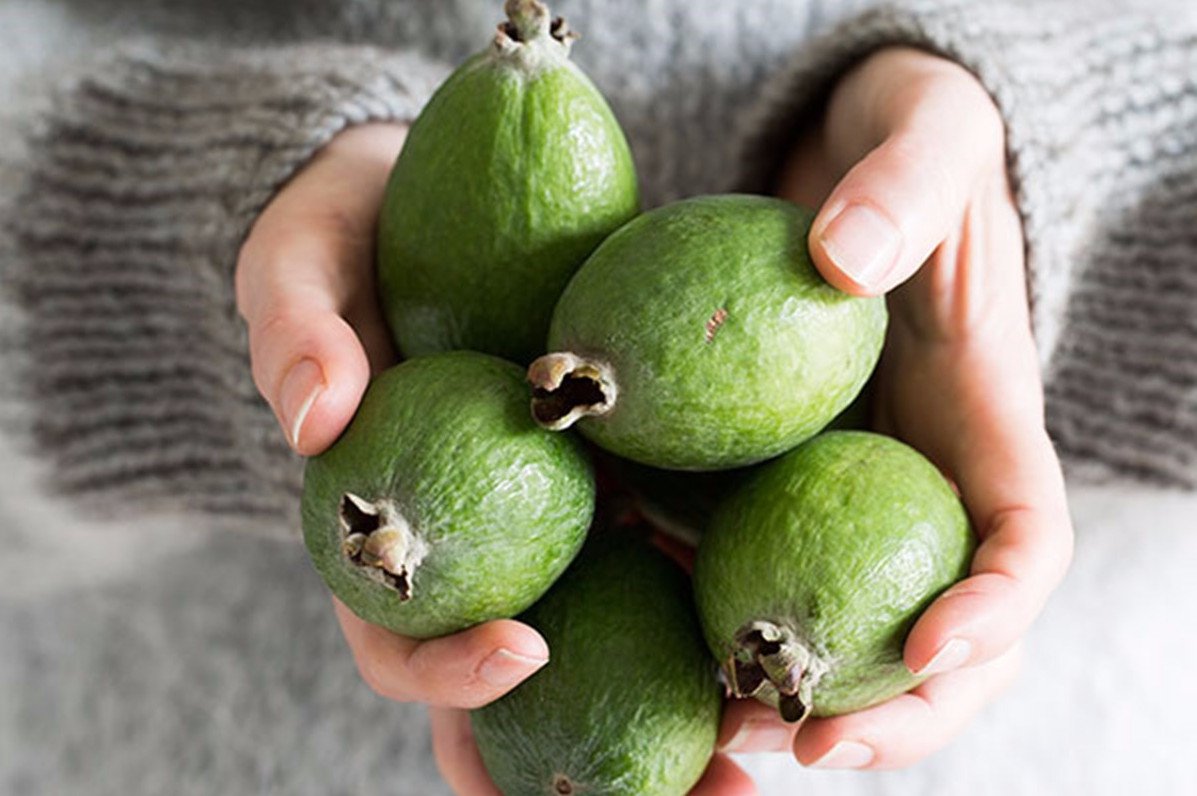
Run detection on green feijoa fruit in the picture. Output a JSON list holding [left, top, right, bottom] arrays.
[[693, 431, 975, 722], [472, 533, 722, 796], [377, 0, 639, 365], [301, 351, 594, 639], [528, 194, 886, 471], [602, 386, 873, 547]]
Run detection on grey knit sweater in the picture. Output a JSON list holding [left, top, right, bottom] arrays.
[[1, 0, 1195, 536]]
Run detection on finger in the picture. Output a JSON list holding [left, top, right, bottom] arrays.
[[903, 345, 1074, 675], [235, 124, 405, 456], [429, 707, 503, 796], [718, 698, 800, 754], [236, 222, 391, 456], [904, 442, 1072, 674], [244, 299, 374, 456], [794, 643, 1023, 770], [808, 61, 1004, 296], [688, 754, 759, 796], [333, 598, 549, 708]]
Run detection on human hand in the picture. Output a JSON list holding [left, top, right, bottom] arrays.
[[236, 123, 411, 456], [235, 122, 555, 779], [234, 123, 749, 794], [720, 47, 1074, 768]]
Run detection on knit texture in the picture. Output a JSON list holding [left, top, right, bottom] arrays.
[[0, 42, 448, 530], [0, 0, 867, 535], [1, 0, 1195, 542], [737, 0, 1197, 487]]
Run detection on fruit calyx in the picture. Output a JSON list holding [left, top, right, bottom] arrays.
[[527, 352, 618, 430], [339, 493, 428, 601], [727, 620, 828, 724], [495, 0, 578, 54]]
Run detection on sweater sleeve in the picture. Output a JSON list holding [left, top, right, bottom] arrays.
[[735, 0, 1197, 489], [0, 41, 449, 535]]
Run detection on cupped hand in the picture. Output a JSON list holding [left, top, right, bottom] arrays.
[[719, 46, 1075, 769], [235, 123, 555, 785], [235, 123, 750, 795]]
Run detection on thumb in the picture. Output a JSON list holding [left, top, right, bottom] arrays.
[[243, 295, 374, 457], [808, 79, 1004, 296], [237, 215, 385, 457], [236, 123, 406, 456]]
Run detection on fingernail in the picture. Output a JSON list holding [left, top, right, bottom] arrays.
[[913, 638, 973, 677], [810, 740, 875, 769], [722, 719, 794, 753], [279, 358, 325, 451], [818, 203, 902, 290], [477, 648, 548, 689]]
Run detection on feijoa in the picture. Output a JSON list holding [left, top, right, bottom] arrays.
[[472, 532, 722, 795], [377, 0, 639, 365], [301, 352, 594, 639], [693, 431, 975, 721], [528, 194, 886, 470]]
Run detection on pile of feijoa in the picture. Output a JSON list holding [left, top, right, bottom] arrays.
[[299, 2, 976, 793]]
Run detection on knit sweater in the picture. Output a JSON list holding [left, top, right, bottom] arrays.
[[1, 0, 1195, 537]]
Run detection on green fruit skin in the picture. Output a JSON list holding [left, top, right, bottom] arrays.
[[472, 534, 722, 796], [378, 44, 640, 365], [301, 352, 595, 639], [692, 431, 976, 716], [547, 194, 887, 470]]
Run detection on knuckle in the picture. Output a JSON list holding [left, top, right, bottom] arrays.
[[245, 307, 304, 391], [251, 304, 302, 344], [354, 654, 385, 694], [357, 655, 412, 703], [883, 69, 942, 119], [235, 233, 348, 330], [234, 219, 294, 321], [890, 134, 961, 216], [321, 203, 374, 250], [251, 306, 330, 370]]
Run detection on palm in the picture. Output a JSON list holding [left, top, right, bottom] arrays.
[[740, 47, 1074, 769], [870, 174, 1038, 484]]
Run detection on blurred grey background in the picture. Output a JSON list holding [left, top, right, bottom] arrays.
[[2, 2, 1196, 795]]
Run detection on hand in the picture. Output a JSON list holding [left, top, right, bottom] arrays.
[[234, 124, 748, 794], [722, 47, 1074, 768], [234, 123, 552, 783], [236, 122, 405, 456]]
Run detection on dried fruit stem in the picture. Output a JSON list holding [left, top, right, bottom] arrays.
[[727, 620, 828, 724], [495, 0, 578, 57], [339, 493, 427, 601], [504, 0, 551, 41], [527, 352, 618, 430]]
